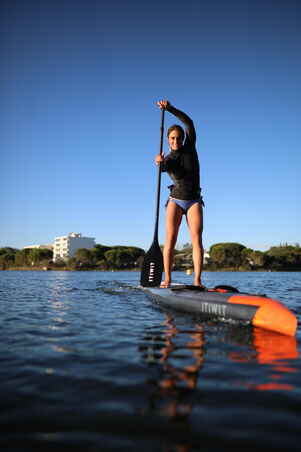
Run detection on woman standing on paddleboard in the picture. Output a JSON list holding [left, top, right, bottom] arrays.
[[155, 100, 204, 288]]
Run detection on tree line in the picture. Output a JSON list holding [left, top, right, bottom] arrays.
[[0, 245, 145, 271], [206, 242, 301, 271], [0, 242, 301, 271], [173, 242, 301, 271]]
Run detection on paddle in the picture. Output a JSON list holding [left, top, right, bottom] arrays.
[[140, 108, 165, 287]]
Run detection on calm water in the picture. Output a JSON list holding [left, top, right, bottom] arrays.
[[0, 271, 301, 451]]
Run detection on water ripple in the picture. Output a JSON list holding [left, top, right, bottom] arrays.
[[0, 270, 301, 450]]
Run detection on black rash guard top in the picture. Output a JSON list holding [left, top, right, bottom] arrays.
[[161, 105, 200, 201]]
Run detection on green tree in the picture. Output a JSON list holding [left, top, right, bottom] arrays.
[[104, 246, 144, 269], [28, 249, 40, 265], [98, 259, 109, 270], [15, 249, 32, 266], [241, 248, 267, 269], [0, 250, 16, 269], [38, 248, 53, 261], [26, 248, 53, 266], [0, 247, 18, 256], [66, 257, 79, 270], [52, 258, 66, 268], [104, 248, 130, 269], [92, 244, 112, 261], [124, 246, 145, 265], [12, 248, 53, 267], [209, 243, 246, 269], [74, 248, 94, 267], [266, 245, 301, 270]]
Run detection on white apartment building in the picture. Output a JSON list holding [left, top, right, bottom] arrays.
[[53, 233, 95, 262]]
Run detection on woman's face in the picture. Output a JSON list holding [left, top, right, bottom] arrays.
[[168, 130, 183, 151]]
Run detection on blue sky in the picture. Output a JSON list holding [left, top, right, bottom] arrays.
[[1, 0, 300, 252]]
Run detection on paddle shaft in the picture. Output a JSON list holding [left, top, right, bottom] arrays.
[[153, 109, 165, 242], [140, 108, 165, 286]]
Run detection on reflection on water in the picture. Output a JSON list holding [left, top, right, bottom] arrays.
[[250, 328, 298, 391], [140, 315, 299, 422], [140, 315, 205, 451], [139, 315, 300, 450], [228, 327, 299, 391], [141, 316, 205, 418]]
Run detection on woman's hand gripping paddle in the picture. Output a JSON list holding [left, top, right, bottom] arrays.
[[140, 109, 165, 287]]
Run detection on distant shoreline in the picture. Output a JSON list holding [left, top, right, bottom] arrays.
[[2, 267, 300, 273], [1, 243, 300, 272]]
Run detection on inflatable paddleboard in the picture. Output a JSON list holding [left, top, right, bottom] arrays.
[[142, 284, 297, 336]]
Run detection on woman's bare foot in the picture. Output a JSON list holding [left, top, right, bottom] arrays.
[[194, 281, 206, 289], [160, 280, 171, 288]]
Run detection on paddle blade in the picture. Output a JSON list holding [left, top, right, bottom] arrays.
[[140, 241, 163, 287]]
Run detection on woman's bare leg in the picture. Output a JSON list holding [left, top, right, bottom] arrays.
[[161, 201, 183, 287], [186, 202, 204, 286]]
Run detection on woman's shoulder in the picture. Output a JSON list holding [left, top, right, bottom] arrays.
[[183, 139, 196, 152]]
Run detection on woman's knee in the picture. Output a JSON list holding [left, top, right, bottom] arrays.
[[165, 233, 178, 249], [190, 230, 202, 244], [166, 221, 181, 245]]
